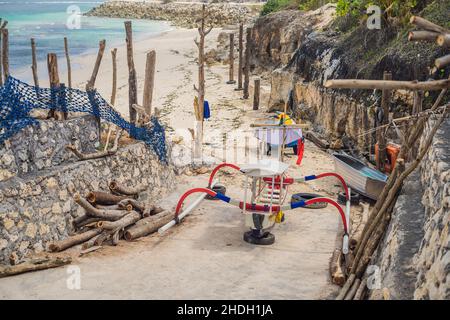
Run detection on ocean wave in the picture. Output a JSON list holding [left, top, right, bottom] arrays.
[[0, 1, 103, 4]]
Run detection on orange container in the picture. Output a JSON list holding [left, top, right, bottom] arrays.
[[375, 143, 401, 173]]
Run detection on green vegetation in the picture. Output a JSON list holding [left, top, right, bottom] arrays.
[[261, 0, 439, 21]]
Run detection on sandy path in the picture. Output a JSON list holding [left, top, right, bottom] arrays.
[[0, 27, 347, 299]]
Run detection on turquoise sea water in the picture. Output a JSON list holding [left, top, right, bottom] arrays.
[[0, 0, 172, 82]]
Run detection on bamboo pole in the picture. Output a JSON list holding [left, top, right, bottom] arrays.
[[437, 34, 450, 47], [226, 33, 235, 84], [125, 21, 138, 124], [64, 37, 72, 88], [376, 71, 392, 172], [253, 78, 260, 110], [435, 54, 450, 69], [324, 79, 450, 91], [1, 28, 9, 83], [30, 38, 39, 88], [237, 23, 243, 90], [410, 16, 449, 34], [243, 27, 251, 99], [143, 50, 156, 116]]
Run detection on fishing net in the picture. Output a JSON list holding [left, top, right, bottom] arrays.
[[0, 77, 167, 163]]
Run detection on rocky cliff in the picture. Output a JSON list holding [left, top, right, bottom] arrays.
[[249, 3, 449, 154]]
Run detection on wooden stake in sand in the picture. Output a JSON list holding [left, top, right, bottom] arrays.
[[47, 53, 67, 120], [64, 37, 72, 88], [104, 48, 118, 152], [253, 78, 260, 110], [237, 23, 243, 90], [143, 50, 156, 116], [193, 4, 212, 159], [243, 27, 251, 99], [125, 21, 138, 124], [226, 33, 235, 84], [0, 23, 3, 87], [1, 28, 9, 84], [86, 39, 106, 91], [30, 38, 39, 88]]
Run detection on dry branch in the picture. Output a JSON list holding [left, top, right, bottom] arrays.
[[410, 16, 449, 34], [48, 228, 102, 252], [66, 129, 122, 160], [0, 256, 72, 278], [74, 194, 130, 220], [325, 79, 450, 91], [408, 30, 439, 42], [97, 211, 141, 230], [109, 180, 146, 196], [124, 210, 174, 241]]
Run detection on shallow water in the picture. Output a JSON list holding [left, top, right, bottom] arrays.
[[0, 0, 172, 82]]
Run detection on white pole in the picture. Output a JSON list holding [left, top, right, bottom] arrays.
[[159, 180, 219, 234]]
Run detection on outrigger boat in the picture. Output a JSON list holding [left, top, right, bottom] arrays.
[[159, 109, 354, 255], [332, 153, 388, 200]]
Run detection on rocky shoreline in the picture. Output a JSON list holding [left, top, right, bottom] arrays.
[[86, 1, 261, 29]]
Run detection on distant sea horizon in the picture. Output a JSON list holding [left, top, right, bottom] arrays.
[[0, 0, 172, 83]]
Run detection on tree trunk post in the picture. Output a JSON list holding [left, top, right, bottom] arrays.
[[243, 27, 251, 99], [193, 4, 212, 160], [143, 50, 156, 116], [253, 78, 260, 110], [1, 28, 9, 84], [64, 37, 72, 89], [376, 71, 392, 172], [31, 38, 39, 88], [226, 32, 235, 84], [236, 23, 243, 90], [125, 21, 138, 124], [47, 53, 63, 120], [110, 48, 118, 106]]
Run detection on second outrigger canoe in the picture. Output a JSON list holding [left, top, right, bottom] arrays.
[[332, 153, 388, 200]]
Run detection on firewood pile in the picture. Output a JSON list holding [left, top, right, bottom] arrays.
[[48, 180, 175, 253]]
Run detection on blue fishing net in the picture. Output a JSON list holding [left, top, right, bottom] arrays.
[[0, 77, 167, 163]]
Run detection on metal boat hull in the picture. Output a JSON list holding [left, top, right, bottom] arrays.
[[333, 153, 388, 200]]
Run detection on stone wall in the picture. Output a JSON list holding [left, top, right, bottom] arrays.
[[0, 115, 98, 182], [0, 116, 178, 265], [369, 117, 450, 300]]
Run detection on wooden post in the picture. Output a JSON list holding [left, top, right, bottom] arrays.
[[125, 21, 138, 124], [237, 23, 243, 90], [143, 50, 156, 116], [64, 37, 72, 88], [104, 48, 118, 152], [245, 136, 249, 163], [243, 27, 251, 99], [193, 4, 212, 159], [253, 78, 260, 110], [222, 133, 227, 162], [30, 38, 39, 88], [110, 48, 118, 106], [86, 39, 106, 91], [376, 71, 392, 172], [0, 28, 2, 87], [226, 33, 235, 84], [47, 53, 62, 120], [1, 28, 9, 83]]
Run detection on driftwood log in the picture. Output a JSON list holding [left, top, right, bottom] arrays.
[[48, 228, 102, 252], [124, 210, 174, 241], [66, 129, 122, 161], [0, 256, 72, 278]]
